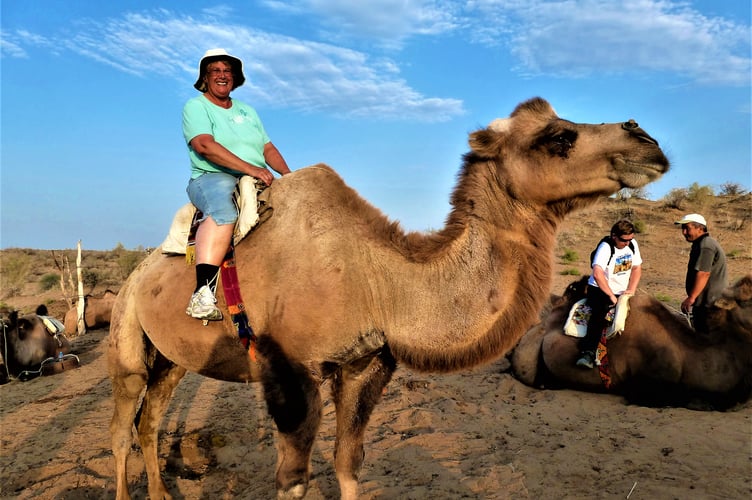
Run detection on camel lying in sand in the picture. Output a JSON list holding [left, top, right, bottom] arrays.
[[64, 289, 116, 333], [108, 97, 669, 500], [511, 275, 752, 410], [1, 305, 75, 383]]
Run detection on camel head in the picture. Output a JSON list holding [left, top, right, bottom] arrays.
[[4, 310, 46, 342], [709, 274, 752, 338], [466, 97, 669, 213]]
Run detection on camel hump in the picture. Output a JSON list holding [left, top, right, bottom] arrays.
[[258, 164, 347, 211]]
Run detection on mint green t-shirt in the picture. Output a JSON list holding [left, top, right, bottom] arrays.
[[182, 96, 271, 179]]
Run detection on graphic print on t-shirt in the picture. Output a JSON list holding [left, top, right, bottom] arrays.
[[613, 254, 633, 274]]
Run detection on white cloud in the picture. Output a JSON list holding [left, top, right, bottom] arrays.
[[264, 0, 462, 46], [3, 10, 463, 122], [467, 0, 751, 86]]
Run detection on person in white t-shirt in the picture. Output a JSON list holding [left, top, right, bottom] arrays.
[[576, 220, 643, 369]]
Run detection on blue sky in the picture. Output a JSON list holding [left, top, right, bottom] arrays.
[[2, 0, 750, 250]]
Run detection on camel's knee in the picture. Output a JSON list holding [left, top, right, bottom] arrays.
[[112, 373, 147, 400]]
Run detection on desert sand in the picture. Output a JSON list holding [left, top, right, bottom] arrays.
[[1, 325, 750, 499]]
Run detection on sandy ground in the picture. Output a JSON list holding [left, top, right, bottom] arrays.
[[1, 327, 750, 499]]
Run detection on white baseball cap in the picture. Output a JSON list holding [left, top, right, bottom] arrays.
[[674, 213, 707, 226]]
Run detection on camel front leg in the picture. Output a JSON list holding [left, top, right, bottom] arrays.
[[137, 354, 187, 500], [261, 345, 322, 499], [331, 348, 396, 500]]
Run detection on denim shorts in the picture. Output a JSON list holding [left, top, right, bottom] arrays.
[[186, 172, 239, 225]]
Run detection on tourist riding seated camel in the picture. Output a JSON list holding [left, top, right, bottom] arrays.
[[576, 219, 642, 369]]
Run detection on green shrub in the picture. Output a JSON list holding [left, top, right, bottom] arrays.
[[726, 249, 744, 259], [662, 188, 689, 209], [559, 268, 581, 276], [686, 182, 715, 205], [560, 249, 579, 263], [113, 243, 147, 280], [39, 273, 61, 292], [654, 293, 672, 303], [83, 269, 100, 290], [633, 219, 646, 233]]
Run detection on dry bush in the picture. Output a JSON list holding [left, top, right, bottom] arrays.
[[1, 251, 32, 298], [720, 182, 749, 196]]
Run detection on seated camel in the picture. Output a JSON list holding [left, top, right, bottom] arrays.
[[510, 275, 752, 410], [108, 97, 669, 500], [64, 289, 117, 333], [1, 305, 79, 383]]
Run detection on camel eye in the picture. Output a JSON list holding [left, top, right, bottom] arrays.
[[546, 130, 577, 158], [532, 127, 578, 158], [553, 135, 571, 148]]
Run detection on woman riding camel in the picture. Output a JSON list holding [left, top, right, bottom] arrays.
[[183, 48, 292, 320]]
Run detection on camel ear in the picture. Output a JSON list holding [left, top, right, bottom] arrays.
[[733, 276, 752, 301], [469, 128, 503, 158], [488, 118, 511, 133], [713, 297, 736, 311]]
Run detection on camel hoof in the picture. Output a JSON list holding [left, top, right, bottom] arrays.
[[277, 483, 307, 499]]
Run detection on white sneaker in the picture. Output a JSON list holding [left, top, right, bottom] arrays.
[[186, 285, 223, 320]]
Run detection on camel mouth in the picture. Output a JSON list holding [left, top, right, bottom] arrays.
[[613, 154, 669, 188], [615, 159, 668, 188]]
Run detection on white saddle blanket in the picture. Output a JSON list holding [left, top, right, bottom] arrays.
[[563, 294, 631, 339], [161, 176, 263, 255]]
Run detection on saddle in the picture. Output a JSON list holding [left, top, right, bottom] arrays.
[[562, 294, 632, 339], [160, 176, 268, 255], [562, 294, 632, 389]]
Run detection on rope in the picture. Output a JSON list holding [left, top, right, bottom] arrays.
[[1, 322, 10, 382]]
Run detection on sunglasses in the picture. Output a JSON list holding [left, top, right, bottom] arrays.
[[616, 235, 634, 243]]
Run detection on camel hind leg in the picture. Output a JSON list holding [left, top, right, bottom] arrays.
[[331, 348, 396, 500], [110, 369, 147, 500], [109, 331, 186, 500], [138, 351, 187, 500]]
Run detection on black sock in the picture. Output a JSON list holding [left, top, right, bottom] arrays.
[[195, 264, 220, 293]]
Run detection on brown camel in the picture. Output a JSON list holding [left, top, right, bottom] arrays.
[[108, 97, 669, 500], [510, 275, 752, 410], [1, 305, 73, 383], [64, 289, 117, 333]]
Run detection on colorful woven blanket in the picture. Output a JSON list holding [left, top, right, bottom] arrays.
[[187, 210, 257, 360]]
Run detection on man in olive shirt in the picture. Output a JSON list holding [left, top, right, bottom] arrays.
[[675, 213, 728, 333]]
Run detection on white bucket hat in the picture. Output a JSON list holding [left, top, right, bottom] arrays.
[[194, 48, 245, 92], [674, 213, 707, 226]]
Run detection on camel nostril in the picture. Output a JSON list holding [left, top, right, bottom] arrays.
[[623, 120, 659, 146]]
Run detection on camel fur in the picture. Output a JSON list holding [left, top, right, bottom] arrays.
[[108, 97, 669, 500], [64, 289, 117, 333], [510, 275, 752, 410]]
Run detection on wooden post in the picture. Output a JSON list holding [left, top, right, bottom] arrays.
[[76, 240, 86, 335]]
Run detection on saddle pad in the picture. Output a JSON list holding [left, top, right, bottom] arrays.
[[563, 299, 590, 337], [607, 293, 631, 338], [40, 315, 66, 335], [562, 294, 632, 339], [161, 175, 262, 254]]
